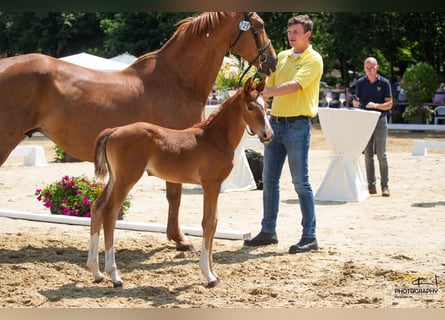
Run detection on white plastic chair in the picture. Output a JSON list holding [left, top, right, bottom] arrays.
[[434, 106, 445, 125]]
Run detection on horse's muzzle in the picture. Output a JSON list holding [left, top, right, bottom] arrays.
[[259, 55, 277, 76], [259, 130, 273, 144]]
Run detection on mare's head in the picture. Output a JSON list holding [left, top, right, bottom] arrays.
[[240, 77, 273, 143], [171, 12, 276, 84], [226, 12, 277, 76]]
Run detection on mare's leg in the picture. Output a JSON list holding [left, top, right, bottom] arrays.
[[199, 182, 221, 287], [0, 132, 26, 166], [165, 181, 195, 251]]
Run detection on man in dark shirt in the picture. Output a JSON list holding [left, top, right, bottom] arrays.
[[353, 57, 392, 197]]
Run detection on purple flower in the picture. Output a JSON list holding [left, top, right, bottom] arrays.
[[82, 197, 90, 206]]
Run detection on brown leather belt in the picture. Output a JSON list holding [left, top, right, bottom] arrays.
[[270, 115, 310, 122]]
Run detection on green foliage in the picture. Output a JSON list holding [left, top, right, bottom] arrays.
[[100, 12, 192, 57], [401, 62, 438, 122], [0, 12, 103, 57], [214, 54, 257, 90], [54, 145, 66, 163], [35, 175, 130, 219]]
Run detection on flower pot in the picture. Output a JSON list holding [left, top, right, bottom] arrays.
[[407, 113, 425, 124], [50, 205, 124, 219]]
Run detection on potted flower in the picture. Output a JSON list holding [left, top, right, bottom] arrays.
[[402, 62, 438, 124], [35, 175, 130, 219]]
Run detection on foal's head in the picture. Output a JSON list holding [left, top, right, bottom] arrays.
[[241, 77, 273, 143]]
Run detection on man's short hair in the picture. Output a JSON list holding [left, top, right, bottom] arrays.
[[288, 15, 313, 33]]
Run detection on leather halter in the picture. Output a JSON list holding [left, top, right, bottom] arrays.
[[229, 12, 272, 87]]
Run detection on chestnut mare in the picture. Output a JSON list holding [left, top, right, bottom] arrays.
[[87, 77, 272, 287], [0, 12, 276, 251]]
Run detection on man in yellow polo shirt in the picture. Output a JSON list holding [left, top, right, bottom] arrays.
[[244, 14, 323, 253]]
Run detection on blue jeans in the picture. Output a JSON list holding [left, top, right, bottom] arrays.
[[364, 115, 389, 189], [261, 118, 316, 238]]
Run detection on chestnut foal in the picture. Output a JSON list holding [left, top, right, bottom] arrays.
[[87, 77, 273, 287]]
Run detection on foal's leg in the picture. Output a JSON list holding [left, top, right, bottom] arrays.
[[101, 181, 136, 288], [87, 192, 106, 283], [102, 207, 123, 287], [98, 155, 147, 288], [165, 181, 195, 251], [199, 182, 221, 287]]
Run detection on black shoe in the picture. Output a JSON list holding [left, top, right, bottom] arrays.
[[368, 185, 377, 194], [244, 231, 278, 247], [288, 237, 318, 254]]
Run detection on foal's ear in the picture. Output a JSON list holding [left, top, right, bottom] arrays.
[[243, 77, 254, 93], [256, 78, 266, 92]]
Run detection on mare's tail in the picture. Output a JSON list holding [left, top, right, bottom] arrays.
[[94, 128, 117, 180]]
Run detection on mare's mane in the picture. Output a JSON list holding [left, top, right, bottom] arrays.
[[176, 12, 227, 36], [133, 12, 228, 63]]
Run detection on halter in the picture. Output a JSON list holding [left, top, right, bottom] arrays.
[[229, 12, 272, 87]]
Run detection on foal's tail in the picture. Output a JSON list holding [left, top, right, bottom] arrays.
[[94, 128, 118, 180]]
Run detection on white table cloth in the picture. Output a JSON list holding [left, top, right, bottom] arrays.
[[205, 105, 257, 192], [315, 108, 380, 201]]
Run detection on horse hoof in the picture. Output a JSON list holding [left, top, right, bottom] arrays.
[[92, 274, 105, 283], [113, 281, 123, 288], [207, 279, 219, 288], [176, 244, 196, 252]]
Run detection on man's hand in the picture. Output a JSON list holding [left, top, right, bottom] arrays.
[[366, 102, 379, 110]]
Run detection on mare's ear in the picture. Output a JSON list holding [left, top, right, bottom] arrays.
[[243, 77, 254, 94], [256, 78, 266, 92]]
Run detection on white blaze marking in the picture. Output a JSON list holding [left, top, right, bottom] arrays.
[[257, 95, 265, 108]]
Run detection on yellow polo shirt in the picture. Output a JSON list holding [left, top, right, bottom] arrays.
[[266, 45, 323, 117]]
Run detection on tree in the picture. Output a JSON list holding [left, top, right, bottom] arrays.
[[0, 12, 103, 57], [100, 12, 193, 57], [402, 62, 438, 123]]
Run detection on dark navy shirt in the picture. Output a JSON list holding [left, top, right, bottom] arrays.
[[356, 74, 392, 115]]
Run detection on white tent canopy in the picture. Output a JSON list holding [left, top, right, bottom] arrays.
[[110, 52, 138, 65], [59, 52, 129, 71]]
